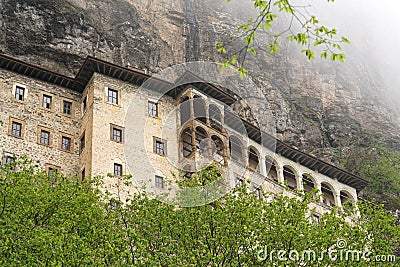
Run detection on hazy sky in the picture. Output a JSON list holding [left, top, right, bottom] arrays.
[[309, 0, 400, 100]]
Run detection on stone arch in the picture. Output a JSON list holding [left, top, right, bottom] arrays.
[[195, 126, 208, 155], [265, 155, 279, 183], [283, 165, 298, 190], [321, 182, 336, 207], [211, 135, 225, 157], [229, 135, 244, 163], [340, 190, 356, 206], [302, 173, 316, 193], [248, 146, 260, 171]]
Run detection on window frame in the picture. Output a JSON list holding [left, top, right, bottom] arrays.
[[155, 175, 164, 189], [12, 83, 28, 102], [42, 94, 53, 110], [37, 126, 53, 147], [62, 99, 73, 116], [148, 100, 158, 117], [11, 121, 22, 137], [153, 137, 167, 156], [8, 118, 25, 139], [107, 88, 119, 105], [14, 85, 25, 101], [40, 130, 51, 145], [110, 124, 124, 143], [113, 163, 123, 176], [60, 135, 72, 152]]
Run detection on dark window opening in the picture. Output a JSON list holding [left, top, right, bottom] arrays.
[[15, 86, 25, 101], [154, 139, 166, 156], [181, 128, 193, 157], [108, 88, 118, 104], [283, 166, 297, 190], [63, 101, 72, 115], [114, 163, 122, 176], [229, 136, 243, 162], [80, 133, 85, 153], [43, 94, 52, 109], [180, 96, 191, 126], [248, 147, 259, 171], [193, 96, 207, 124]]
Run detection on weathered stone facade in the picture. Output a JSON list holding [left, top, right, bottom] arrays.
[[0, 55, 368, 212]]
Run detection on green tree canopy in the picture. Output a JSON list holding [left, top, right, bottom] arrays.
[[0, 160, 398, 266]]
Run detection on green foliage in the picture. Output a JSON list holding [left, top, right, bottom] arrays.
[[218, 0, 349, 76], [0, 160, 398, 266]]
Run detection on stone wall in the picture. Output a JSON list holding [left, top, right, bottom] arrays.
[[0, 68, 81, 174]]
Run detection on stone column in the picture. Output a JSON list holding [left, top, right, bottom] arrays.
[[277, 166, 284, 184], [296, 175, 304, 191], [259, 157, 267, 177], [334, 192, 342, 207]]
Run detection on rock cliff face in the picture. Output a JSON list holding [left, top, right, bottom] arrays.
[[1, 0, 399, 166]]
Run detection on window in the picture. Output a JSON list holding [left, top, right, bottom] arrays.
[[252, 183, 262, 199], [2, 155, 15, 167], [148, 101, 158, 117], [155, 175, 164, 189], [81, 168, 85, 181], [63, 100, 72, 115], [107, 88, 118, 104], [154, 137, 166, 156], [114, 163, 123, 176], [83, 95, 87, 112], [61, 136, 71, 151], [110, 125, 123, 143], [11, 122, 22, 137], [40, 130, 50, 145], [236, 176, 243, 187], [311, 214, 320, 224], [80, 133, 85, 153], [15, 85, 25, 101], [42, 94, 52, 109]]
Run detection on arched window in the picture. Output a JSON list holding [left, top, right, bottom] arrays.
[[340, 191, 355, 207], [193, 96, 207, 124], [181, 128, 193, 157], [180, 96, 191, 126], [248, 147, 260, 171], [283, 166, 297, 190], [321, 182, 336, 207], [211, 135, 224, 157], [265, 157, 278, 183], [195, 127, 208, 155], [302, 174, 315, 193], [229, 136, 243, 162]]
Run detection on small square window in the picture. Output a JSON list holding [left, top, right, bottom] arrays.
[[43, 94, 52, 109], [80, 133, 85, 153], [155, 175, 164, 189], [61, 136, 71, 151], [148, 101, 158, 117], [108, 88, 118, 105], [114, 163, 122, 176], [154, 137, 166, 156], [63, 101, 72, 115], [15, 86, 25, 101], [110, 125, 123, 143], [11, 122, 22, 137], [2, 155, 15, 167], [40, 130, 50, 145]]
